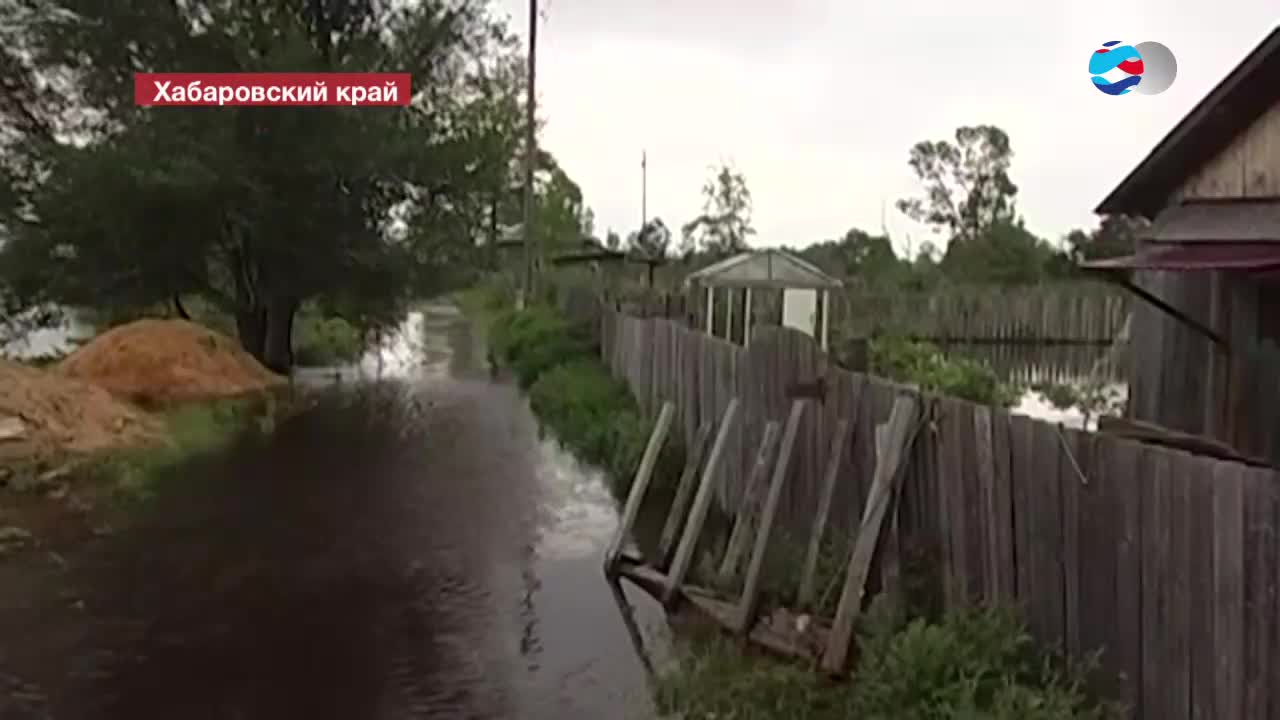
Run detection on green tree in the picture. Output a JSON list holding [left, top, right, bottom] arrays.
[[681, 162, 755, 258], [1066, 214, 1148, 262], [942, 218, 1056, 286], [628, 218, 672, 259], [897, 125, 1018, 245], [0, 0, 524, 371]]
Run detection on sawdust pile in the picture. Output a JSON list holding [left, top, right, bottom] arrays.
[[57, 319, 285, 406], [0, 359, 163, 460]]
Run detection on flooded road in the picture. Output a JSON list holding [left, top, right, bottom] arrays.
[[42, 303, 667, 718]]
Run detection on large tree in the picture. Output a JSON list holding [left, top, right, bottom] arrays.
[[896, 125, 1018, 246], [1065, 214, 1149, 262], [628, 217, 671, 260], [0, 0, 526, 371], [681, 161, 754, 258]]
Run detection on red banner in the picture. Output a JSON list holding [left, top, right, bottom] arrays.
[[134, 73, 411, 107]]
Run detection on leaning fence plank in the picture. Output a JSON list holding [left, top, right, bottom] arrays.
[[718, 421, 782, 582], [657, 420, 714, 568], [798, 418, 850, 609], [664, 398, 740, 606], [733, 401, 806, 633], [603, 402, 675, 577], [821, 393, 920, 674]]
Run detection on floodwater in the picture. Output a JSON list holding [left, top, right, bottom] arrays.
[[8, 303, 669, 718]]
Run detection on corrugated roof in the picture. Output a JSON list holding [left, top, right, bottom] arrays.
[[1146, 200, 1280, 242], [1096, 26, 1280, 218], [684, 249, 841, 289]]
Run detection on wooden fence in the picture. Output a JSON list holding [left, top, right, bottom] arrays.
[[606, 281, 1129, 345], [599, 307, 1278, 720], [836, 282, 1129, 344]]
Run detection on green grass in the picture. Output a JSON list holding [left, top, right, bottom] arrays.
[[107, 396, 276, 504], [655, 597, 1124, 720]]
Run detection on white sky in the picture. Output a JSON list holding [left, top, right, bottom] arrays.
[[493, 0, 1278, 254]]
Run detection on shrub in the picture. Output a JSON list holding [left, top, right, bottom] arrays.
[[654, 599, 1122, 720], [851, 604, 1121, 720], [293, 308, 364, 366], [529, 360, 684, 498], [871, 336, 1021, 406], [490, 304, 593, 388]]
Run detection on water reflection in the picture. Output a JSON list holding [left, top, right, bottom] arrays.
[[1, 310, 93, 360], [938, 341, 1126, 385]]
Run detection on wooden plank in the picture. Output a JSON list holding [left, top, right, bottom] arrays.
[[1212, 459, 1245, 720], [734, 400, 806, 633], [603, 402, 675, 576], [1243, 469, 1278, 720], [988, 407, 1015, 603], [797, 417, 850, 609], [939, 398, 969, 605], [1183, 456, 1214, 720], [1028, 419, 1065, 648], [664, 398, 740, 606], [1103, 437, 1144, 713], [821, 393, 920, 674], [1074, 432, 1119, 702], [1059, 426, 1083, 658], [973, 404, 998, 604], [657, 420, 714, 567], [1137, 446, 1164, 720], [718, 421, 782, 582]]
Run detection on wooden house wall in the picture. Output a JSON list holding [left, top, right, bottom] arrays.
[[1175, 100, 1280, 200], [1127, 267, 1280, 466]]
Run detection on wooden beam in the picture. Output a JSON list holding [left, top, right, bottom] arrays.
[[1091, 269, 1229, 349], [603, 402, 675, 577], [657, 420, 714, 567], [734, 400, 806, 633], [821, 394, 920, 673], [797, 418, 850, 609], [717, 421, 782, 582], [664, 398, 740, 606]]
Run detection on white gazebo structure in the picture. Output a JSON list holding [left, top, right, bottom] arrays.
[[684, 249, 842, 350]]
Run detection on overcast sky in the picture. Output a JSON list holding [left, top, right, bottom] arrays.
[[494, 0, 1277, 255]]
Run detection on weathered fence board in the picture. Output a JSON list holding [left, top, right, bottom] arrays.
[[597, 305, 1280, 720]]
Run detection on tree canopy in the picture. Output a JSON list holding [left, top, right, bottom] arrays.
[[681, 162, 754, 259], [0, 0, 578, 370]]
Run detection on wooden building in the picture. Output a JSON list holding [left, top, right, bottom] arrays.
[[1087, 26, 1280, 464]]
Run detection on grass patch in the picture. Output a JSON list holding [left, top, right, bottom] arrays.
[[489, 302, 684, 500], [656, 595, 1123, 720], [106, 395, 280, 504]]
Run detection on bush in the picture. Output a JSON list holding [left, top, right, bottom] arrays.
[[851, 603, 1120, 720], [871, 336, 1021, 406], [293, 306, 364, 366], [529, 360, 684, 498], [490, 304, 593, 388], [491, 302, 683, 498], [654, 599, 1122, 720]]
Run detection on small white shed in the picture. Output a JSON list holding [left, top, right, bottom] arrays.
[[683, 249, 842, 349]]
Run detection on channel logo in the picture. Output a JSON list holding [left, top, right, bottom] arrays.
[[1090, 41, 1178, 96]]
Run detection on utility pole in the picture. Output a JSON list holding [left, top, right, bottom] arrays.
[[521, 0, 539, 302], [641, 150, 647, 229]]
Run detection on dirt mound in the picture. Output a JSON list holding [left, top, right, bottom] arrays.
[[57, 319, 285, 406], [0, 360, 163, 459]]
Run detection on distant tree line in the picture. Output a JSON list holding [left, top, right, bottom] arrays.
[[613, 125, 1146, 293]]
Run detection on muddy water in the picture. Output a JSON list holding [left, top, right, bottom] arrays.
[[41, 302, 667, 718]]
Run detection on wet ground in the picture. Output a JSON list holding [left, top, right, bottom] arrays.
[[0, 303, 668, 718]]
